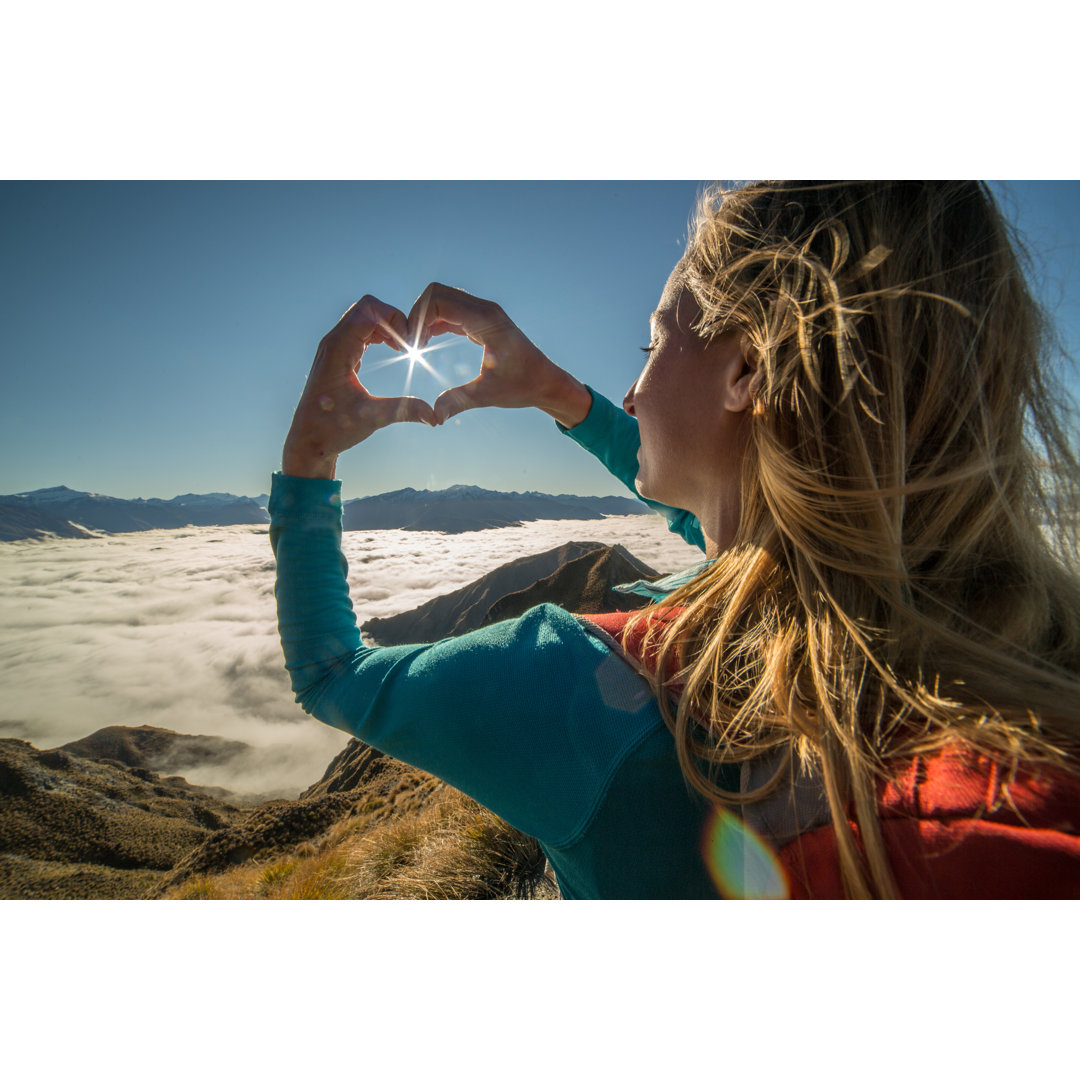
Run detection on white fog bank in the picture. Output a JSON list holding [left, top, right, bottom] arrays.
[[0, 516, 699, 796]]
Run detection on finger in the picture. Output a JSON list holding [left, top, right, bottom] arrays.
[[334, 295, 408, 351], [353, 297, 410, 359], [424, 319, 459, 340], [432, 379, 485, 425], [364, 395, 437, 429], [404, 284, 434, 350], [370, 307, 409, 353], [319, 297, 407, 376], [406, 283, 502, 350]]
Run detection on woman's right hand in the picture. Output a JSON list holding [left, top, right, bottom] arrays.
[[405, 282, 592, 428]]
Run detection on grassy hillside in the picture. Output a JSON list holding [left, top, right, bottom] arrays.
[[164, 782, 557, 900]]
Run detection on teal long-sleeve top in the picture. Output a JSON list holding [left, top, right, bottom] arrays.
[[270, 389, 734, 898]]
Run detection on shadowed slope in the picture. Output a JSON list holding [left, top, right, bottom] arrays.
[[483, 544, 658, 625], [0, 499, 94, 541], [363, 541, 659, 645], [0, 738, 248, 899]]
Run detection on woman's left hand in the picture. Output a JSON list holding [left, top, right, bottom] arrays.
[[282, 295, 436, 479]]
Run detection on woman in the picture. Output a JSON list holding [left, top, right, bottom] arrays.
[[273, 181, 1080, 899]]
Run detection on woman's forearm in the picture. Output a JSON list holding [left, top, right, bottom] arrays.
[[269, 472, 362, 710]]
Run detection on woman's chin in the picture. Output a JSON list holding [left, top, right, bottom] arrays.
[[636, 474, 680, 509]]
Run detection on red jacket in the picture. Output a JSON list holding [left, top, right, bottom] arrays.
[[583, 609, 1080, 899]]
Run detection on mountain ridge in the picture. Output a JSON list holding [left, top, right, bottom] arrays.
[[1, 483, 652, 540], [362, 540, 660, 645], [0, 487, 269, 537], [342, 486, 649, 533]]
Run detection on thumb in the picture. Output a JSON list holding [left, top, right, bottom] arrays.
[[433, 379, 485, 425], [367, 395, 437, 429]]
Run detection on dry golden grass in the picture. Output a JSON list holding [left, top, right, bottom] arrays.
[[343, 787, 548, 899], [174, 875, 224, 900], [163, 785, 555, 900]]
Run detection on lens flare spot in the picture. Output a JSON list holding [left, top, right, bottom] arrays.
[[702, 806, 789, 899], [591, 655, 652, 713]]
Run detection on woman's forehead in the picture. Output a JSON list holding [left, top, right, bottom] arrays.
[[655, 270, 702, 335]]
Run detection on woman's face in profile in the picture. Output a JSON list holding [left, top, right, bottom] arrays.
[[623, 264, 753, 552]]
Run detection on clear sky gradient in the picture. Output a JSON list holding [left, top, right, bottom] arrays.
[[2, 181, 1078, 500]]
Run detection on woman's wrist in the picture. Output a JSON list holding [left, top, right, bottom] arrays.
[[537, 368, 592, 428], [282, 433, 338, 480]]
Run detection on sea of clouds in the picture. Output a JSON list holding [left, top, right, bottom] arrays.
[[0, 516, 699, 797]]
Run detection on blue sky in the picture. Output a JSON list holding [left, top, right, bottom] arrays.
[[1, 181, 1078, 500]]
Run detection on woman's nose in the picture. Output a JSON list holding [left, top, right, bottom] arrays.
[[623, 381, 637, 416]]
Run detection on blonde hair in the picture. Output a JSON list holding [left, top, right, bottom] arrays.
[[636, 181, 1080, 898]]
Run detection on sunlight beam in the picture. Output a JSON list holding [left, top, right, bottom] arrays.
[[363, 335, 455, 390]]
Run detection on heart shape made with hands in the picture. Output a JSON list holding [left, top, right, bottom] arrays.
[[286, 287, 587, 477], [396, 282, 556, 427]]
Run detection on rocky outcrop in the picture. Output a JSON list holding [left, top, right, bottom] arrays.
[[302, 738, 425, 800], [483, 544, 658, 625], [58, 724, 250, 777], [362, 541, 658, 645]]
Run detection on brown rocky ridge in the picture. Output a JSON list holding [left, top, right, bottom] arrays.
[[361, 540, 657, 644]]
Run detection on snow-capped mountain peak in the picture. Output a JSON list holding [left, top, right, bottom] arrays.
[[15, 485, 95, 504]]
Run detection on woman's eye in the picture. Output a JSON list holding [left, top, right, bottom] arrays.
[[640, 343, 656, 355]]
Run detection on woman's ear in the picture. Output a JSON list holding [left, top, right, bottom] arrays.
[[724, 336, 758, 413]]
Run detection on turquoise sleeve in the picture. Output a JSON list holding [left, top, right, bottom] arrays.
[[269, 472, 665, 848], [556, 387, 706, 553]]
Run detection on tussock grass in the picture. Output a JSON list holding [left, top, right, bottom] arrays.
[[344, 788, 549, 900], [285, 850, 353, 900], [164, 785, 556, 900], [175, 876, 221, 900], [257, 861, 296, 893]]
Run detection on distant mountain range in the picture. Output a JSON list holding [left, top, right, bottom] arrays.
[[342, 484, 650, 533], [0, 483, 652, 540], [0, 486, 271, 540]]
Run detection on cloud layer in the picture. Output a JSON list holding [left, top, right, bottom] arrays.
[[0, 517, 699, 796]]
